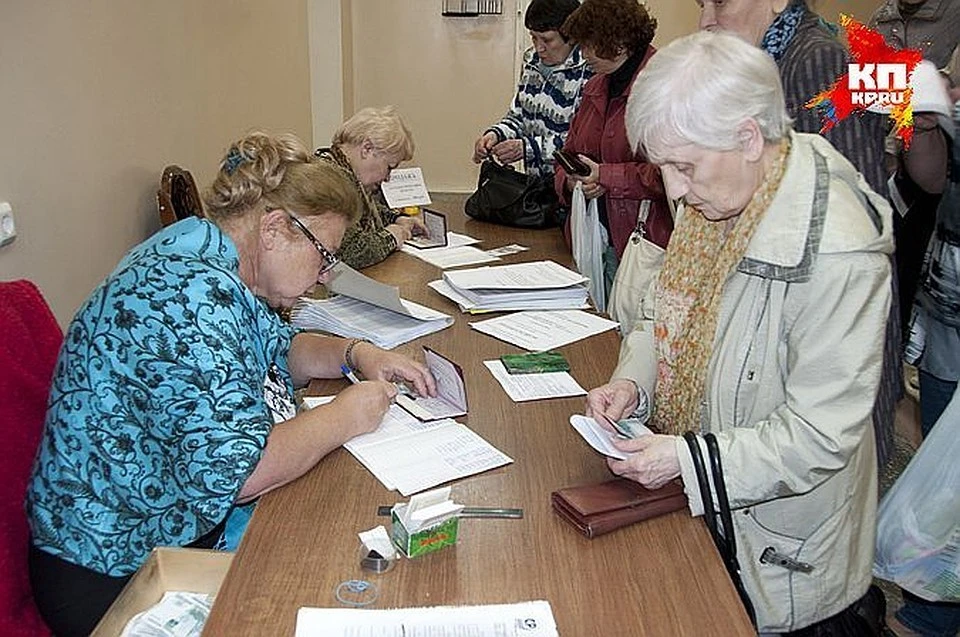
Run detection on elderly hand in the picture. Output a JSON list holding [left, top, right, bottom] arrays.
[[385, 221, 415, 248], [491, 139, 524, 164], [351, 341, 437, 397], [473, 132, 499, 163], [331, 380, 398, 437], [394, 214, 427, 236], [608, 434, 681, 489], [585, 379, 639, 427], [565, 155, 606, 199]]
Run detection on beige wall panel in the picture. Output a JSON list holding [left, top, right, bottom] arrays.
[[346, 0, 705, 193], [346, 0, 521, 192], [0, 0, 315, 324]]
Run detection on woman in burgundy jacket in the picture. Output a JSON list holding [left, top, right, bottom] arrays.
[[555, 0, 670, 293]]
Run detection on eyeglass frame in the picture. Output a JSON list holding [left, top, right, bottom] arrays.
[[284, 211, 340, 275]]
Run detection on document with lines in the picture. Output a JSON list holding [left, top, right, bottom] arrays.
[[291, 263, 452, 349], [295, 600, 559, 637], [303, 397, 512, 496]]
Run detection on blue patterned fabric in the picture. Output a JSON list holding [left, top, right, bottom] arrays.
[[486, 46, 592, 178], [760, 1, 805, 61], [25, 217, 295, 576]]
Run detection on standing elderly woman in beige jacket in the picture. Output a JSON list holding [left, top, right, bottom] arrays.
[[585, 32, 892, 633]]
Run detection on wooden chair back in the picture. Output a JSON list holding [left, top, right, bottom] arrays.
[[157, 165, 203, 227]]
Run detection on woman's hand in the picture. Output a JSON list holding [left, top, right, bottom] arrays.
[[608, 435, 681, 489], [491, 139, 524, 164], [585, 378, 639, 426], [473, 132, 499, 163], [565, 155, 606, 199], [386, 215, 427, 249], [331, 380, 398, 437], [351, 341, 437, 397]]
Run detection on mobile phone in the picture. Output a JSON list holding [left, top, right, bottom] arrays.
[[500, 351, 570, 374], [553, 149, 591, 177]]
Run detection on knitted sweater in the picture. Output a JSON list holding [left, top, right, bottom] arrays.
[[486, 46, 592, 178]]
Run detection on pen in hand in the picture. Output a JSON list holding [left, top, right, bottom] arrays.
[[342, 363, 417, 399], [340, 364, 362, 385]]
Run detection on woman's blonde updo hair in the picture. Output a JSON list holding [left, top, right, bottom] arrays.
[[205, 131, 360, 224], [331, 106, 415, 162]]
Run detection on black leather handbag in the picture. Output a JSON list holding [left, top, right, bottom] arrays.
[[464, 160, 559, 229]]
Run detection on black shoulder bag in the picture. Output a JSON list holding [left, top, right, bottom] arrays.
[[464, 159, 559, 229]]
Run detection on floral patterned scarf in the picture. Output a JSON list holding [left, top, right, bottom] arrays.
[[652, 138, 791, 434], [760, 1, 806, 62]]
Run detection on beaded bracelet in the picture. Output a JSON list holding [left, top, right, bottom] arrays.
[[344, 338, 369, 372]]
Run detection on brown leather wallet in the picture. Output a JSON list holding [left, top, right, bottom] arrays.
[[551, 477, 687, 538]]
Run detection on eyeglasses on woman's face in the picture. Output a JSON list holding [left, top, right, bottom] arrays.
[[285, 212, 340, 275]]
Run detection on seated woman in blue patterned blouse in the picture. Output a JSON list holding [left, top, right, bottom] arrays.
[[24, 131, 437, 637]]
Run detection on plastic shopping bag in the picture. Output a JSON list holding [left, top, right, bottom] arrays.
[[874, 385, 960, 602], [570, 183, 607, 312]]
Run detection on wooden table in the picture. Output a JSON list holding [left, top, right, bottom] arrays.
[[204, 198, 755, 636]]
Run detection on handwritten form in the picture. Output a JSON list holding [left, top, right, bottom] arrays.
[[483, 360, 586, 402], [303, 398, 512, 496], [470, 310, 619, 351], [295, 600, 559, 637]]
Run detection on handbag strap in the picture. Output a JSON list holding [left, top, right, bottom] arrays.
[[704, 432, 757, 628], [682, 431, 717, 540]]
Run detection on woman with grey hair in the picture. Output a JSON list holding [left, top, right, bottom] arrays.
[[696, 0, 901, 471], [585, 31, 890, 633]]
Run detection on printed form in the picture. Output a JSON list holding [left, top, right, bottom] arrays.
[[483, 360, 586, 402], [470, 310, 619, 351], [295, 600, 559, 637], [303, 398, 511, 495]]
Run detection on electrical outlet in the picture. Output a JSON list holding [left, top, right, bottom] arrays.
[[0, 202, 16, 247]]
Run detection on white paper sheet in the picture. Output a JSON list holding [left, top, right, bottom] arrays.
[[305, 398, 510, 495], [408, 245, 501, 269], [379, 167, 432, 208], [428, 280, 590, 314], [470, 310, 619, 351], [291, 295, 452, 350], [568, 414, 651, 460], [121, 591, 213, 637], [483, 360, 586, 402], [353, 423, 513, 496], [295, 600, 559, 637], [485, 244, 530, 257], [443, 260, 586, 290]]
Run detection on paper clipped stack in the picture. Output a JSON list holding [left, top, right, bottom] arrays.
[[291, 263, 453, 349], [430, 260, 590, 312]]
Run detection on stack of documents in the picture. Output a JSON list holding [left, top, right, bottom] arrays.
[[429, 260, 590, 312], [291, 264, 452, 349], [304, 398, 512, 496]]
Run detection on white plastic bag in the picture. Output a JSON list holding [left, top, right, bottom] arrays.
[[570, 183, 607, 312], [874, 385, 960, 602]]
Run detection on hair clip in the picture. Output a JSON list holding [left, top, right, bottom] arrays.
[[224, 147, 248, 175]]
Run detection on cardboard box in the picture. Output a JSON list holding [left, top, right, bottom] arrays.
[[91, 547, 233, 637], [390, 509, 460, 558]]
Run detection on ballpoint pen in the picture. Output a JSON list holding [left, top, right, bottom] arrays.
[[340, 363, 362, 384], [376, 505, 523, 519]]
